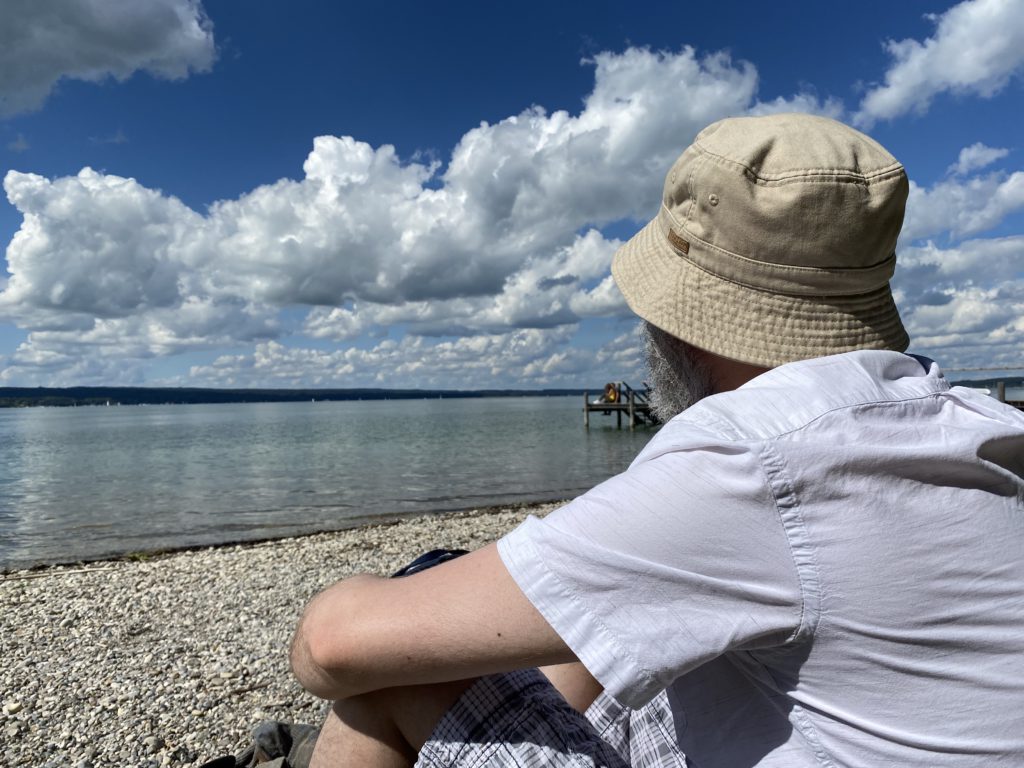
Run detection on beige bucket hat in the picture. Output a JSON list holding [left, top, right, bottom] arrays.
[[612, 113, 910, 368]]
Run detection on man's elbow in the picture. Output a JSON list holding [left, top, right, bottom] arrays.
[[289, 575, 379, 700], [289, 615, 341, 700]]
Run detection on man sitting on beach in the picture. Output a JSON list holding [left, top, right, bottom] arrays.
[[283, 114, 1024, 767]]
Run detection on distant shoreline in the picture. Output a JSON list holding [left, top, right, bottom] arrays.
[[1, 376, 1020, 409], [0, 385, 593, 409]]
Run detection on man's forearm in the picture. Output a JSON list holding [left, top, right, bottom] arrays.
[[288, 544, 576, 701]]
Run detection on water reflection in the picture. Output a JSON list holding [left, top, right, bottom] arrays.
[[0, 398, 654, 568]]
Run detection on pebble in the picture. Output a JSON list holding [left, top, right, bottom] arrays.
[[0, 503, 555, 766], [3, 700, 22, 715]]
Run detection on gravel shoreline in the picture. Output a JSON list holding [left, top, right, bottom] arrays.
[[0, 502, 561, 767]]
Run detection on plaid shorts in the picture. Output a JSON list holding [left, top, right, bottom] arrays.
[[414, 669, 688, 768]]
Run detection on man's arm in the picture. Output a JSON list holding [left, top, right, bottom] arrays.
[[290, 542, 576, 700]]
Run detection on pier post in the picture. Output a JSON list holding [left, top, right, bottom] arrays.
[[629, 391, 635, 430], [997, 381, 1006, 403], [584, 392, 590, 428]]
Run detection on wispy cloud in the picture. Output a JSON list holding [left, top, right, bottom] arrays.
[[6, 132, 28, 152], [89, 128, 128, 146], [947, 142, 1010, 176], [854, 0, 1024, 127], [0, 0, 215, 119]]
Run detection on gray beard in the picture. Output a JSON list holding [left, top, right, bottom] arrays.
[[641, 321, 715, 422]]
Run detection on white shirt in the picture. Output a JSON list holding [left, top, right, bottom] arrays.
[[498, 351, 1024, 766]]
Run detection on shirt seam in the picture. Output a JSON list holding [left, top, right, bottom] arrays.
[[757, 442, 821, 645], [679, 387, 949, 448], [770, 391, 949, 441], [757, 440, 840, 767], [790, 705, 843, 768]]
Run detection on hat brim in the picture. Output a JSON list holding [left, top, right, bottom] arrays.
[[611, 217, 909, 369]]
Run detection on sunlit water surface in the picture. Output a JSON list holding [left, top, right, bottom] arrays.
[[0, 397, 655, 569]]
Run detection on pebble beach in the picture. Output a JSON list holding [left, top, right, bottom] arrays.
[[0, 502, 559, 768]]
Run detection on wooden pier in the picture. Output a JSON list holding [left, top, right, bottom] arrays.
[[583, 382, 657, 429], [583, 377, 1020, 428], [993, 381, 1024, 411]]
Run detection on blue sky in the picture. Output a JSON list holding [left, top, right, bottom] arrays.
[[1, 0, 1022, 388]]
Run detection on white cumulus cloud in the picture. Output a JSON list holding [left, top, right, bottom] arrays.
[[894, 158, 1024, 372], [900, 282, 1024, 371], [182, 325, 644, 390], [0, 0, 215, 118], [948, 142, 1010, 176], [4, 36, 1020, 387], [747, 92, 844, 119], [2, 168, 200, 319], [895, 235, 1024, 371], [855, 0, 1024, 127], [1, 46, 758, 383], [902, 169, 1024, 242]]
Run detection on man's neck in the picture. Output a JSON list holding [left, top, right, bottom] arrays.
[[700, 350, 771, 394]]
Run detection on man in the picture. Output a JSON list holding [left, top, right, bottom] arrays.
[[289, 114, 1024, 766]]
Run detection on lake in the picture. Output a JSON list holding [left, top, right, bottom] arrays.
[[0, 397, 655, 569]]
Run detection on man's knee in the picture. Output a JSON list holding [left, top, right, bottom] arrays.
[[310, 690, 420, 768], [313, 678, 476, 768], [376, 679, 476, 752]]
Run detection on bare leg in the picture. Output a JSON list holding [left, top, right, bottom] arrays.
[[539, 662, 604, 713], [309, 693, 413, 768], [309, 679, 473, 768], [309, 666, 600, 767]]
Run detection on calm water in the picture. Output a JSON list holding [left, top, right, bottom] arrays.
[[0, 397, 655, 569]]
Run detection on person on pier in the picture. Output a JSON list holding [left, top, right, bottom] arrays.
[[275, 114, 1024, 767]]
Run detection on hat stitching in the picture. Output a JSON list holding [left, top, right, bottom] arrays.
[[681, 150, 703, 229], [659, 205, 896, 296], [663, 204, 891, 275], [690, 143, 904, 185], [675, 251, 900, 303], [671, 315, 906, 350], [677, 223, 897, 278], [634, 281, 907, 364], [744, 164, 906, 184], [675, 297, 905, 339], [631, 215, 901, 306], [742, 172, 906, 188]]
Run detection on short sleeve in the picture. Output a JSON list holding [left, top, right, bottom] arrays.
[[497, 439, 804, 709]]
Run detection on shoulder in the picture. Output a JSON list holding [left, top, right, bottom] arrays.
[[638, 351, 949, 461]]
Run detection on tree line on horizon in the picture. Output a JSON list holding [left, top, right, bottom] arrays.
[[0, 378, 1019, 409], [0, 385, 596, 408]]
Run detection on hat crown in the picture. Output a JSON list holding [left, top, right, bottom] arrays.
[[663, 113, 908, 280], [611, 113, 910, 368], [697, 113, 900, 178]]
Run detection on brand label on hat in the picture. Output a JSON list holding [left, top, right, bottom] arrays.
[[667, 229, 690, 255]]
